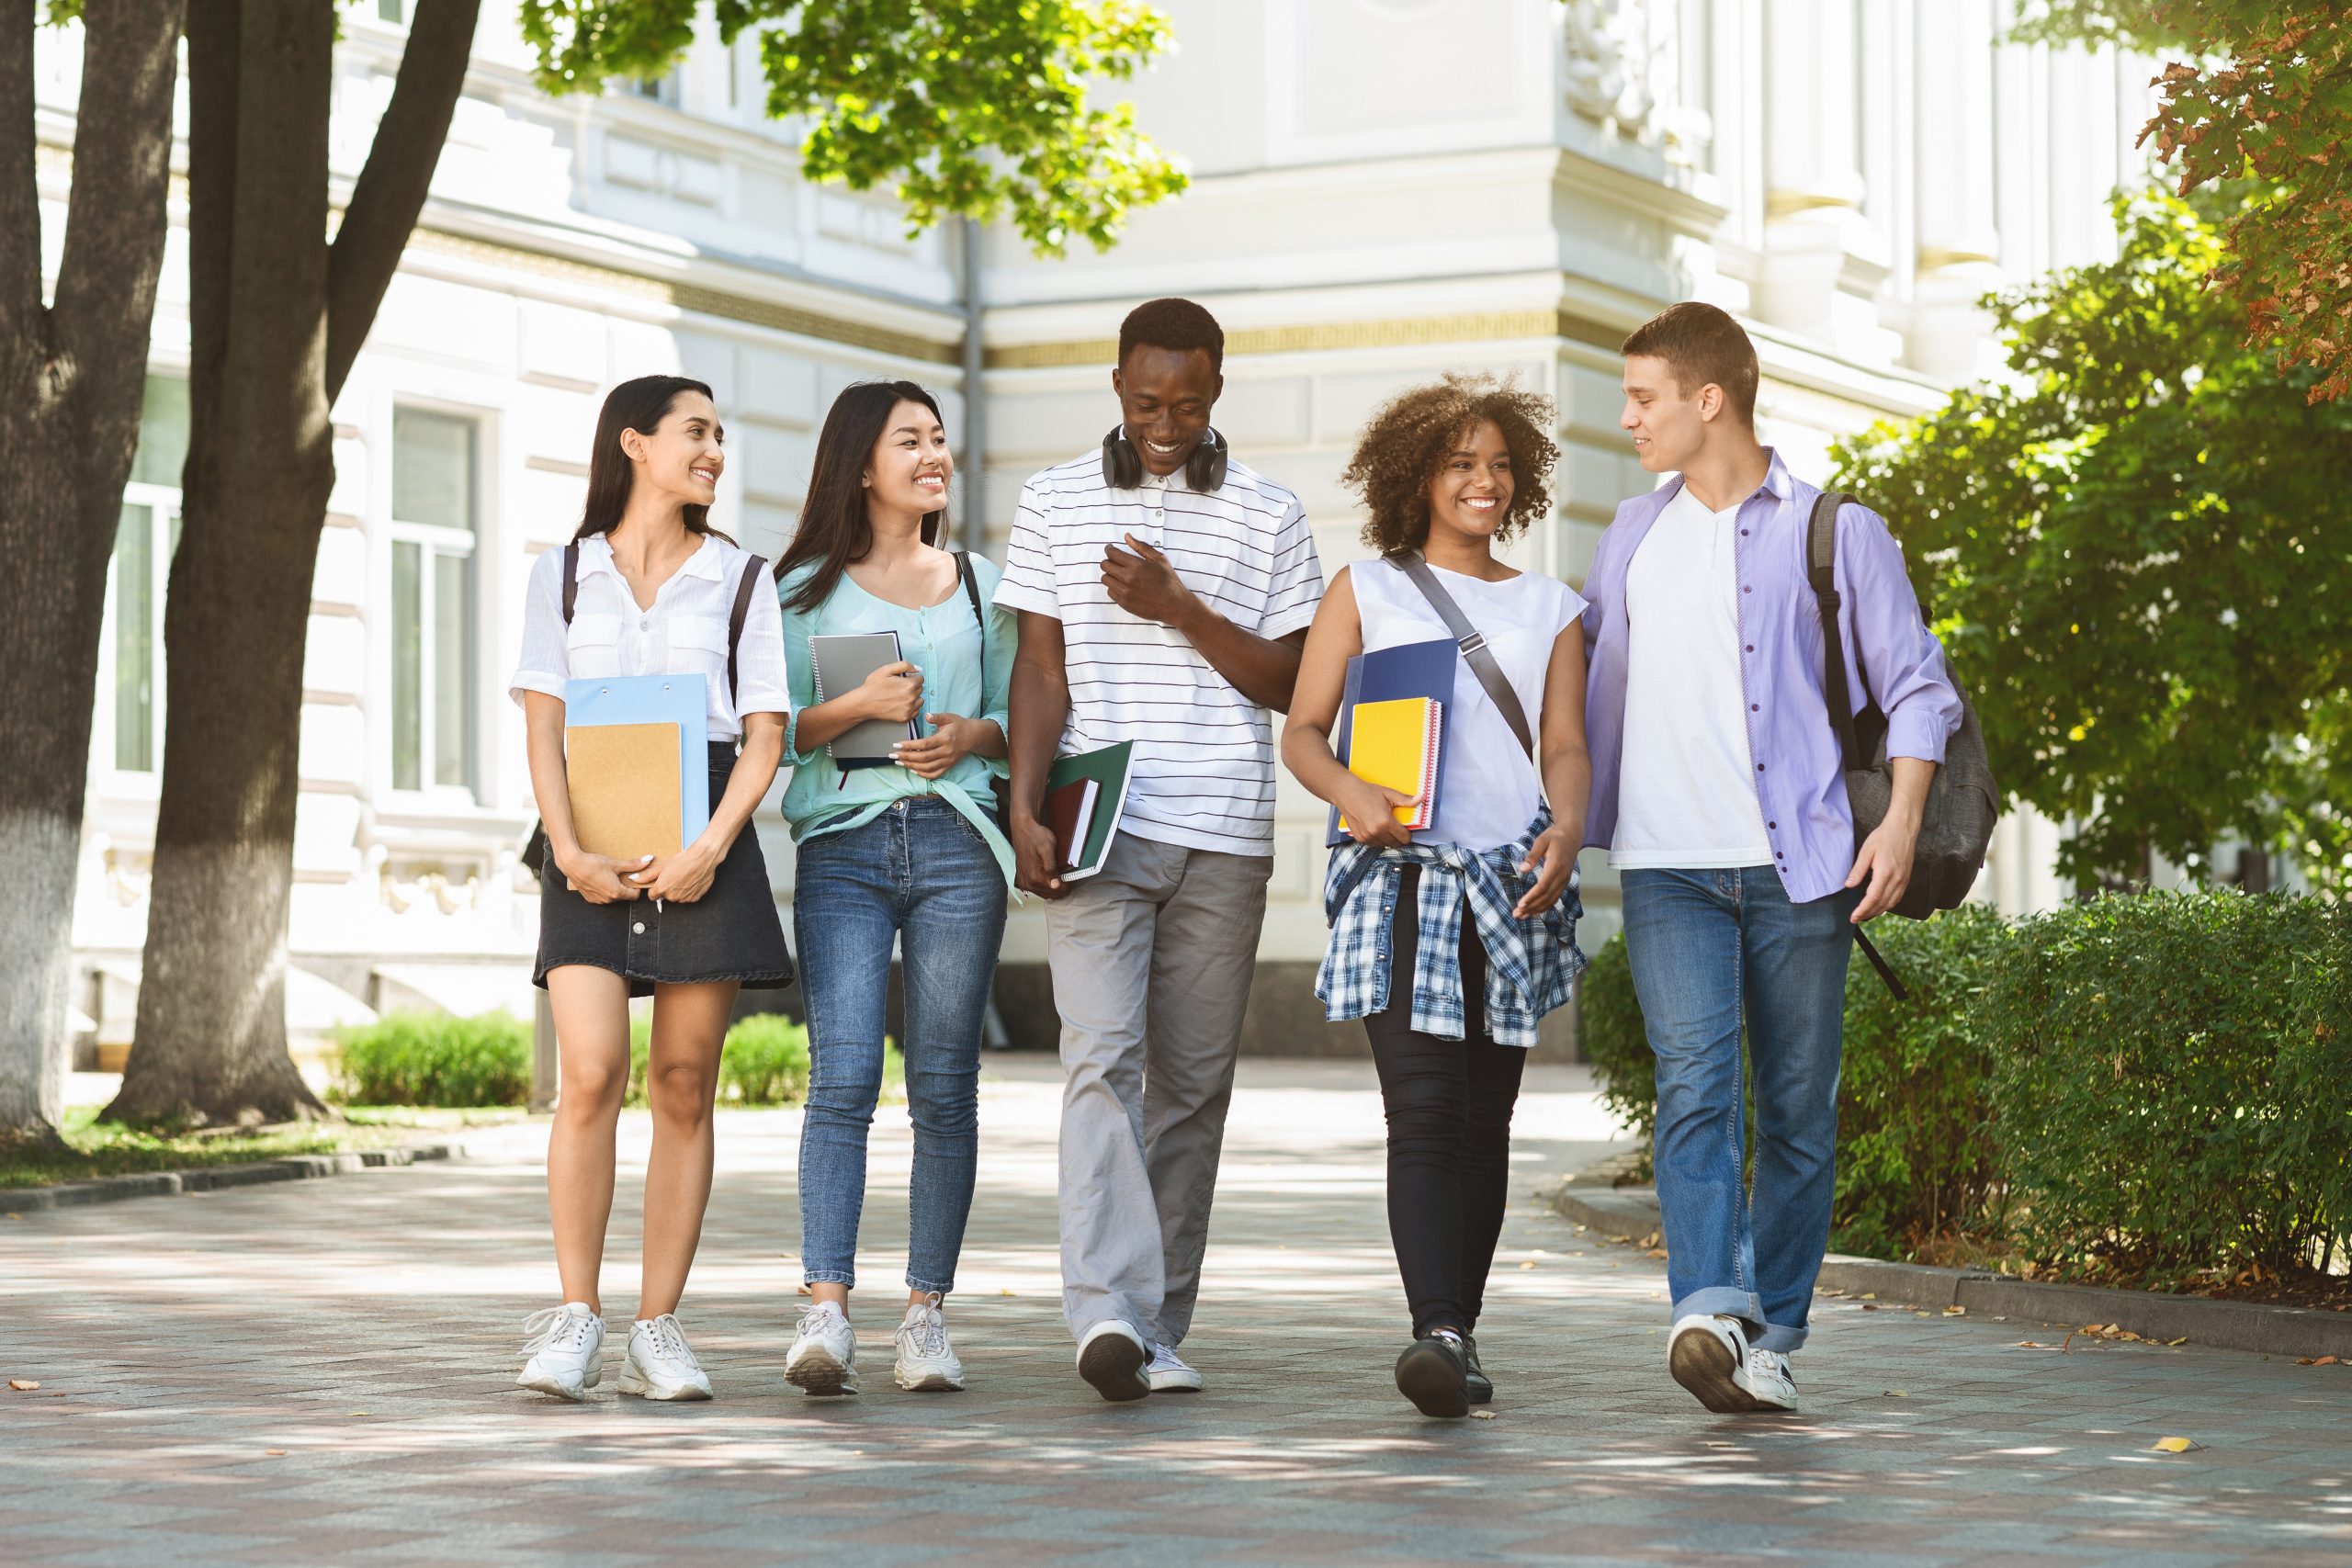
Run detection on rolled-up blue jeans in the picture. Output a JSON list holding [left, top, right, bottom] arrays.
[[1619, 865, 1858, 1353], [792, 796, 1008, 1294]]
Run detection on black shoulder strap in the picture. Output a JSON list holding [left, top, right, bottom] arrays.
[[955, 549, 986, 658], [1808, 491, 1866, 773], [1396, 553, 1535, 759], [727, 554, 766, 707], [560, 541, 580, 625]]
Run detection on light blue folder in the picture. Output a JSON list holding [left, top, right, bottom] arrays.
[[564, 674, 711, 848]]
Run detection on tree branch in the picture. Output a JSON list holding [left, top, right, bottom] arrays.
[[51, 0, 185, 406], [0, 0, 45, 347], [325, 0, 481, 400]]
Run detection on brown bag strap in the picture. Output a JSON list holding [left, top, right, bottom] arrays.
[[1396, 552, 1535, 759]]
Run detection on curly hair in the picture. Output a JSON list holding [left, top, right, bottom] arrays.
[[1340, 375, 1559, 558]]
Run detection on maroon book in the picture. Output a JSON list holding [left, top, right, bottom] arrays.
[[1045, 776, 1100, 872]]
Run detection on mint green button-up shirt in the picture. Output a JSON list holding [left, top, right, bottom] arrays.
[[777, 557, 1017, 884]]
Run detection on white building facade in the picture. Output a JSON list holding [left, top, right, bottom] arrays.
[[45, 1, 2154, 1063]]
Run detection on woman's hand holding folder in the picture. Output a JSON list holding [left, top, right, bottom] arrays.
[[561, 850, 655, 905]]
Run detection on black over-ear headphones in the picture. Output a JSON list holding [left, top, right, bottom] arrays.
[[1102, 424, 1229, 493]]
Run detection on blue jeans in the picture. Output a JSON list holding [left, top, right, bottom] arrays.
[[792, 796, 1009, 1293], [1619, 866, 1859, 1353]]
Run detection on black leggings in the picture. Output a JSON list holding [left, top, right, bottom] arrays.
[[1362, 866, 1528, 1339]]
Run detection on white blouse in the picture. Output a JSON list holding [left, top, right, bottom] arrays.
[[507, 535, 791, 741], [1351, 558, 1588, 852]]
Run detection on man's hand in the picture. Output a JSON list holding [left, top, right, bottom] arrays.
[[1846, 809, 1921, 922], [1102, 535, 1201, 627], [1513, 825, 1578, 919], [1011, 813, 1070, 899]]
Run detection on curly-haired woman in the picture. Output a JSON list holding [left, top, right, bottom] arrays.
[[1281, 374, 1591, 1418]]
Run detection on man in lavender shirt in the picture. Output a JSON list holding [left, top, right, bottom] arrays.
[[1581, 302, 1962, 1414]]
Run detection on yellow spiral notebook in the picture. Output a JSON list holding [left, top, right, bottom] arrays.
[[1340, 696, 1443, 833]]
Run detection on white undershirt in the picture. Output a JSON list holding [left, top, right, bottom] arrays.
[[1610, 484, 1773, 869]]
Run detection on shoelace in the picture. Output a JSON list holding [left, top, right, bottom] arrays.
[[797, 1303, 845, 1340], [900, 1305, 950, 1359], [639, 1314, 696, 1367], [1747, 1347, 1792, 1382], [1149, 1342, 1187, 1371], [519, 1305, 594, 1356]]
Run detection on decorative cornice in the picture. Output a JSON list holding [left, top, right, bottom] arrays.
[[987, 308, 1627, 371]]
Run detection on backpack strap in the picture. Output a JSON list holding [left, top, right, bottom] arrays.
[[1396, 552, 1535, 759], [1807, 491, 1867, 773], [955, 549, 986, 657], [727, 553, 766, 708], [560, 540, 580, 625]]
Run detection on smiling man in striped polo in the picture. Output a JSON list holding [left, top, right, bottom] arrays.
[[995, 298, 1326, 1402]]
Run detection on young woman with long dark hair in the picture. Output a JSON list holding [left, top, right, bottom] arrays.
[[772, 380, 1014, 1395], [508, 374, 794, 1402], [1282, 375, 1591, 1418]]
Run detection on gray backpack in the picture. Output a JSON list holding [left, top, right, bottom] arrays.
[[1808, 492, 1998, 990]]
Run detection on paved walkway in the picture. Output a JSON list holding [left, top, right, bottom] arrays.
[[6, 1058, 2348, 1567]]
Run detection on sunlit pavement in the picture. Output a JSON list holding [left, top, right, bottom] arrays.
[[6, 1056, 2348, 1567]]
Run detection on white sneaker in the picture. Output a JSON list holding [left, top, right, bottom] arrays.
[[618, 1314, 714, 1401], [515, 1302, 605, 1401], [785, 1301, 860, 1395], [1668, 1313, 1759, 1413], [1146, 1342, 1204, 1393], [1735, 1346, 1798, 1411], [1074, 1318, 1149, 1403], [892, 1294, 965, 1392]]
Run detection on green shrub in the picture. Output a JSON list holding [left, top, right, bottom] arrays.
[[1985, 892, 2352, 1280], [331, 1010, 531, 1108], [720, 1014, 810, 1106], [1577, 906, 2015, 1257], [1833, 904, 2011, 1258]]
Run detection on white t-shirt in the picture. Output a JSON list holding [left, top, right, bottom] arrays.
[[1610, 483, 1774, 868], [507, 534, 790, 742], [994, 450, 1325, 857], [1351, 558, 1587, 852]]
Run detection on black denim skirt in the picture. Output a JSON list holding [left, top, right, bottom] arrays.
[[533, 743, 796, 997]]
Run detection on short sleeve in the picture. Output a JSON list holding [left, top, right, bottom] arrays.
[[1259, 494, 1325, 638], [974, 557, 1015, 777], [776, 568, 823, 766], [729, 558, 791, 720], [1553, 578, 1590, 639], [992, 476, 1059, 618], [508, 546, 570, 707]]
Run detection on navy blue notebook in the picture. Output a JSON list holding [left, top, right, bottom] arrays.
[[1325, 637, 1457, 847]]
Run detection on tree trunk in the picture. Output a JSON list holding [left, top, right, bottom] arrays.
[[107, 0, 481, 1127], [0, 1, 186, 1149]]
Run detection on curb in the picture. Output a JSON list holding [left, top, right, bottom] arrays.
[[3, 1142, 469, 1215], [1549, 1181, 2352, 1362]]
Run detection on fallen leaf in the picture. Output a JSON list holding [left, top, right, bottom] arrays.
[[2296, 1357, 2320, 1365], [1645, 1248, 1669, 1259], [1519, 1260, 1538, 1269], [2014, 1341, 2049, 1348], [1470, 1410, 1498, 1420], [2313, 1355, 2339, 1367], [1860, 1303, 1880, 1312], [1943, 1306, 1967, 1316], [348, 1412, 370, 1416], [2166, 1337, 2188, 1347], [998, 1289, 1016, 1297], [265, 1450, 287, 1457], [8, 1379, 39, 1392], [796, 1284, 812, 1296], [2150, 1436, 2199, 1453], [1859, 1293, 1878, 1302], [1883, 1389, 1908, 1397]]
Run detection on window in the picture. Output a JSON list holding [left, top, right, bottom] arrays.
[[376, 0, 406, 23], [388, 407, 479, 795], [109, 374, 187, 775], [628, 68, 684, 108]]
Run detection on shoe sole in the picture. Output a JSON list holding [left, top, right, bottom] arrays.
[[1076, 1332, 1150, 1403], [786, 1346, 859, 1396], [1464, 1382, 1493, 1406], [894, 1364, 966, 1393], [515, 1363, 601, 1402], [617, 1369, 712, 1401], [1147, 1373, 1204, 1393], [1669, 1330, 1762, 1413], [1394, 1343, 1469, 1419]]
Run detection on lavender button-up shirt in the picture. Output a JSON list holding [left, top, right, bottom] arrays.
[[1579, 450, 1962, 905]]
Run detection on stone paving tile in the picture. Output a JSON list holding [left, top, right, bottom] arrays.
[[6, 1059, 2351, 1567]]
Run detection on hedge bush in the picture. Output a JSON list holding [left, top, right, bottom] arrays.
[[1984, 892, 2351, 1280], [331, 1010, 532, 1107], [1577, 906, 2009, 1256]]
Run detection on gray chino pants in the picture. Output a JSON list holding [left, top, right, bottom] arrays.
[[1045, 831, 1272, 1348]]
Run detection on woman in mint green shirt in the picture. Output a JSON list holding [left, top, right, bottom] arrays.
[[771, 380, 1014, 1398]]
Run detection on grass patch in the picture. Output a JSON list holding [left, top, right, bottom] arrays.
[[0, 1106, 528, 1192]]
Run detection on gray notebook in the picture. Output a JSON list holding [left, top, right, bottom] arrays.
[[809, 631, 920, 769]]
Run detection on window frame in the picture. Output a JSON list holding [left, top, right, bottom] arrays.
[[96, 479, 181, 791], [381, 401, 486, 805]]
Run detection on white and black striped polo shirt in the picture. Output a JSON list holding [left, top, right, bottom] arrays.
[[994, 449, 1325, 857]]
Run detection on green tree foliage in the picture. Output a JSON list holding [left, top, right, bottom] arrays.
[[517, 0, 1189, 254], [1831, 189, 2352, 891], [2012, 2, 2352, 401]]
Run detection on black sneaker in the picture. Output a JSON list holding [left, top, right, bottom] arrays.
[[1394, 1332, 1470, 1418], [1462, 1334, 1493, 1405]]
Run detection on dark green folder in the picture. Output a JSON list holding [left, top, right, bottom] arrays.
[[1046, 741, 1135, 881]]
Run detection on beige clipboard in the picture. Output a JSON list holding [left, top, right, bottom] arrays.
[[565, 722, 683, 861]]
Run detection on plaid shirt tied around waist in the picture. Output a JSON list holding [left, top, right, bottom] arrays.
[[1314, 812, 1587, 1048]]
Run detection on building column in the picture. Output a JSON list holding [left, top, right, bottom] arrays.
[[1909, 0, 2004, 381], [1753, 0, 1867, 339]]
